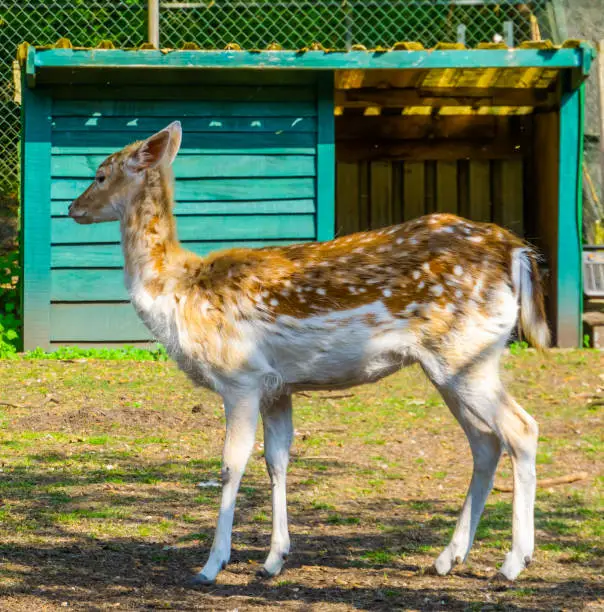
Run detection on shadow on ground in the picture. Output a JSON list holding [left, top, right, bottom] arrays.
[[0, 456, 601, 610]]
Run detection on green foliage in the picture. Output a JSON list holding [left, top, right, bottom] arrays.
[[22, 344, 169, 361], [583, 334, 591, 349], [509, 340, 529, 355], [0, 250, 20, 357], [0, 247, 168, 361]]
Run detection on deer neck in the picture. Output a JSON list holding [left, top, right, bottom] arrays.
[[120, 165, 184, 299]]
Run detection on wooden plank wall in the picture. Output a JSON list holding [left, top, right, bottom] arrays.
[[46, 75, 321, 347], [336, 158, 525, 237]]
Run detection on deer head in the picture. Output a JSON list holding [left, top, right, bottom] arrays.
[[68, 120, 182, 225]]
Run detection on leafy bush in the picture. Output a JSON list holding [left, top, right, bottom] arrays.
[[0, 250, 20, 357]]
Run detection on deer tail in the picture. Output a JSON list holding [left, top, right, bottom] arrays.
[[510, 247, 551, 350]]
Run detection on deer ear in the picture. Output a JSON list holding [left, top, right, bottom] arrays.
[[127, 128, 172, 172], [163, 120, 182, 165]]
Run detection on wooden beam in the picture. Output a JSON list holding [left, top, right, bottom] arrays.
[[336, 162, 360, 235], [336, 115, 497, 141], [335, 69, 425, 90], [337, 139, 528, 163], [436, 161, 459, 214], [335, 86, 557, 109], [403, 162, 426, 220], [493, 159, 524, 235], [29, 48, 590, 76], [370, 161, 393, 228], [469, 160, 492, 222]]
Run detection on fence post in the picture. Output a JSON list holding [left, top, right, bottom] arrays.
[[598, 41, 604, 207], [148, 0, 160, 48]]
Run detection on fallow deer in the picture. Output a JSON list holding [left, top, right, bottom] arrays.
[[69, 121, 549, 584]]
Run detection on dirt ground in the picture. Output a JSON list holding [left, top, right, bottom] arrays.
[[0, 349, 601, 611]]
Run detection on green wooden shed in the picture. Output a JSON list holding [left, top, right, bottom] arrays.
[[17, 40, 594, 349]]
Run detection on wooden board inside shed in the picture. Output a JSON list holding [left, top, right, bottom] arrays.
[[336, 158, 526, 233], [335, 113, 530, 235]]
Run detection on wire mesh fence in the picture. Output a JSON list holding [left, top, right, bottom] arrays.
[[0, 1, 147, 198], [160, 1, 552, 51], [0, 0, 572, 205]]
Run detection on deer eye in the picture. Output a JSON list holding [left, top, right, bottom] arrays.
[[96, 173, 106, 184]]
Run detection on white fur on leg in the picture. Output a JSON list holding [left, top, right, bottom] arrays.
[[259, 395, 293, 578], [497, 400, 538, 581], [434, 390, 502, 575], [194, 392, 260, 585], [434, 442, 500, 574]]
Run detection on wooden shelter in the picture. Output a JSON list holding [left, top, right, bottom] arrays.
[[17, 40, 594, 349]]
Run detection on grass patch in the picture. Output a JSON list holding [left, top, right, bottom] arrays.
[[362, 549, 395, 564], [327, 514, 360, 526], [0, 351, 600, 609]]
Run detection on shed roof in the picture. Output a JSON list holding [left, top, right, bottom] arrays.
[[18, 39, 594, 77], [16, 39, 594, 117]]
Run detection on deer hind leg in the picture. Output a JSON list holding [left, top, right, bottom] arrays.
[[495, 394, 538, 580], [192, 390, 260, 586], [258, 393, 294, 578], [425, 351, 538, 580], [434, 404, 502, 576]]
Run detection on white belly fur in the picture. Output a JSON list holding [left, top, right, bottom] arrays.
[[131, 284, 419, 393], [258, 302, 418, 391]]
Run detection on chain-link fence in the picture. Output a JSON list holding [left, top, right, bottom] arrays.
[[160, 1, 552, 51], [0, 1, 147, 202], [0, 0, 565, 211]]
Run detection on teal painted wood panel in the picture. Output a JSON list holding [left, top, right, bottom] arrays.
[[52, 143, 317, 156], [51, 155, 316, 179], [51, 199, 316, 217], [557, 80, 583, 348], [50, 303, 152, 342], [53, 85, 317, 104], [44, 69, 317, 87], [52, 177, 315, 202], [52, 116, 317, 133], [36, 76, 327, 345], [316, 72, 336, 242], [52, 214, 317, 243], [50, 85, 316, 103], [51, 239, 310, 268], [32, 48, 591, 72], [51, 131, 317, 152], [21, 87, 52, 351], [52, 269, 128, 301], [52, 99, 316, 118], [50, 341, 158, 349]]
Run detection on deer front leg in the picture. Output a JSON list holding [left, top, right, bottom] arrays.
[[192, 390, 260, 586], [258, 394, 293, 578]]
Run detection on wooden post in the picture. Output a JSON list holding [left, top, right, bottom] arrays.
[[21, 84, 52, 351], [556, 77, 584, 347], [598, 41, 604, 209], [316, 72, 335, 242], [456, 24, 466, 46], [504, 21, 514, 48], [148, 0, 160, 48]]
